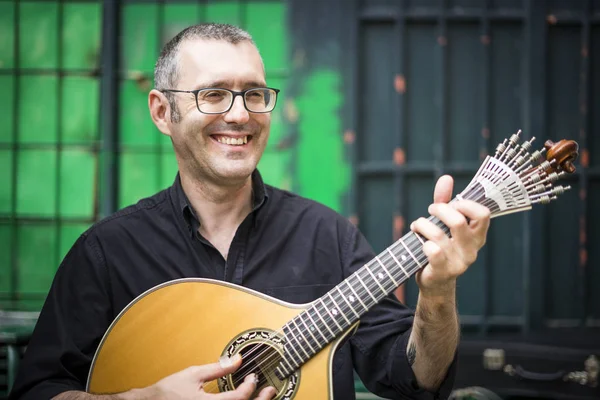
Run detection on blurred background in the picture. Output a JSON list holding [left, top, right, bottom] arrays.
[[0, 0, 599, 398]]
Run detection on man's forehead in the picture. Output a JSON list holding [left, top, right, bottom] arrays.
[[177, 39, 265, 87]]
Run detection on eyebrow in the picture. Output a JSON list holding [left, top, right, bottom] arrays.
[[196, 80, 267, 90]]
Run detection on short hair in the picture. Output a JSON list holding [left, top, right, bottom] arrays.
[[154, 23, 256, 122]]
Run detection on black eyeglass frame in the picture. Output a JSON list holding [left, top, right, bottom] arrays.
[[159, 87, 281, 114]]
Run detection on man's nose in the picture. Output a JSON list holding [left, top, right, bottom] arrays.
[[223, 95, 250, 124]]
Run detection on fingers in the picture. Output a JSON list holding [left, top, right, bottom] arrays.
[[452, 200, 491, 236], [255, 386, 278, 399], [190, 354, 243, 382], [210, 374, 276, 400], [433, 175, 454, 204], [213, 373, 257, 399], [428, 203, 469, 242]]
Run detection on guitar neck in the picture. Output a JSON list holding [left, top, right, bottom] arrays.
[[277, 217, 450, 377]]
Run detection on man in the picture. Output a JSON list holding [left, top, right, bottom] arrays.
[[9, 23, 490, 400]]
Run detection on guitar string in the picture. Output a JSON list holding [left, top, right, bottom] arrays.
[[223, 147, 554, 388], [204, 188, 504, 393], [202, 176, 528, 392], [200, 230, 432, 393], [202, 188, 499, 392], [218, 184, 503, 384]]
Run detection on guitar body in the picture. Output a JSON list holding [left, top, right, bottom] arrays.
[[87, 278, 357, 399]]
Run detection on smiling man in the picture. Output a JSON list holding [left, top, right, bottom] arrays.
[[9, 23, 490, 400]]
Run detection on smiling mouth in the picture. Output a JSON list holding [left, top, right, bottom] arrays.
[[211, 135, 251, 146]]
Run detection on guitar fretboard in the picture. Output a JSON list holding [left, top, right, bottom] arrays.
[[276, 217, 450, 378]]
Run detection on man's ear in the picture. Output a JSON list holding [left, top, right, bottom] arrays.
[[149, 89, 172, 136]]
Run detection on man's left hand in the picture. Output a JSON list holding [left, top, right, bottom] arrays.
[[410, 175, 491, 299]]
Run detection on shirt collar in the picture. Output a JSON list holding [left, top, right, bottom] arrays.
[[172, 170, 269, 238]]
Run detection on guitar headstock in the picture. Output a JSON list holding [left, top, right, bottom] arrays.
[[458, 130, 579, 218]]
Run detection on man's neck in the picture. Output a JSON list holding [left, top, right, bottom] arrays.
[[180, 173, 254, 237]]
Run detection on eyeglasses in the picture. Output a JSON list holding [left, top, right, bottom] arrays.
[[160, 87, 280, 114]]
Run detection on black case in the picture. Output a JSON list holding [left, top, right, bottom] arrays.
[[452, 331, 600, 400]]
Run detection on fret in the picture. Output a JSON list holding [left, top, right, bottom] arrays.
[[305, 308, 330, 342], [290, 319, 314, 357], [310, 305, 335, 338], [347, 279, 368, 311], [376, 253, 400, 284], [328, 292, 351, 325], [366, 262, 386, 294], [298, 312, 322, 348], [399, 237, 424, 267], [355, 271, 378, 303], [285, 332, 304, 363], [319, 298, 342, 332], [337, 285, 360, 319], [386, 248, 408, 278], [414, 233, 425, 245], [281, 351, 296, 372]]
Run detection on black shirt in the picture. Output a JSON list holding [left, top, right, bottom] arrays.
[[9, 170, 456, 400]]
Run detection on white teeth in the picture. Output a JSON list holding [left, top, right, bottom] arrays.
[[217, 136, 248, 146]]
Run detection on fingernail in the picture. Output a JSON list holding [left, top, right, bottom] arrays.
[[220, 353, 241, 368], [245, 373, 258, 384], [219, 355, 233, 368]]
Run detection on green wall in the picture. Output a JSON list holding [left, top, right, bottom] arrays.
[[0, 1, 350, 311]]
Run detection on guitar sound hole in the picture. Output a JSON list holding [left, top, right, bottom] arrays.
[[231, 342, 286, 397]]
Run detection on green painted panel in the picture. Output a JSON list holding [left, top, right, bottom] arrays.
[[120, 79, 160, 146], [490, 23, 523, 145], [16, 150, 57, 216], [448, 24, 483, 163], [0, 76, 14, 143], [19, 75, 58, 144], [296, 70, 349, 212], [162, 4, 201, 46], [0, 2, 14, 68], [0, 223, 11, 293], [360, 23, 395, 163], [19, 2, 58, 69], [17, 223, 57, 294], [592, 27, 600, 167], [60, 150, 97, 218], [62, 2, 101, 70], [590, 182, 600, 318], [161, 150, 178, 189], [0, 150, 13, 214], [60, 223, 89, 264], [264, 76, 286, 151], [205, 1, 242, 26], [62, 76, 100, 143], [546, 182, 581, 319], [257, 150, 292, 191], [119, 152, 161, 208], [245, 2, 288, 72], [407, 24, 438, 163], [122, 4, 159, 73]]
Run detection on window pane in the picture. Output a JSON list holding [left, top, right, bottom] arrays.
[[62, 2, 102, 70], [19, 75, 58, 144], [19, 2, 58, 69], [62, 76, 100, 143], [0, 2, 14, 68], [60, 150, 97, 218], [16, 150, 57, 216]]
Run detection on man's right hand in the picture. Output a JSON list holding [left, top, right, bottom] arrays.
[[147, 354, 277, 400], [52, 354, 276, 400]]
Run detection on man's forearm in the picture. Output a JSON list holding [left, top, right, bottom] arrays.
[[406, 288, 459, 391], [53, 387, 154, 400]]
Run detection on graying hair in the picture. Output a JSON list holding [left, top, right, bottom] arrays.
[[154, 23, 256, 122]]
